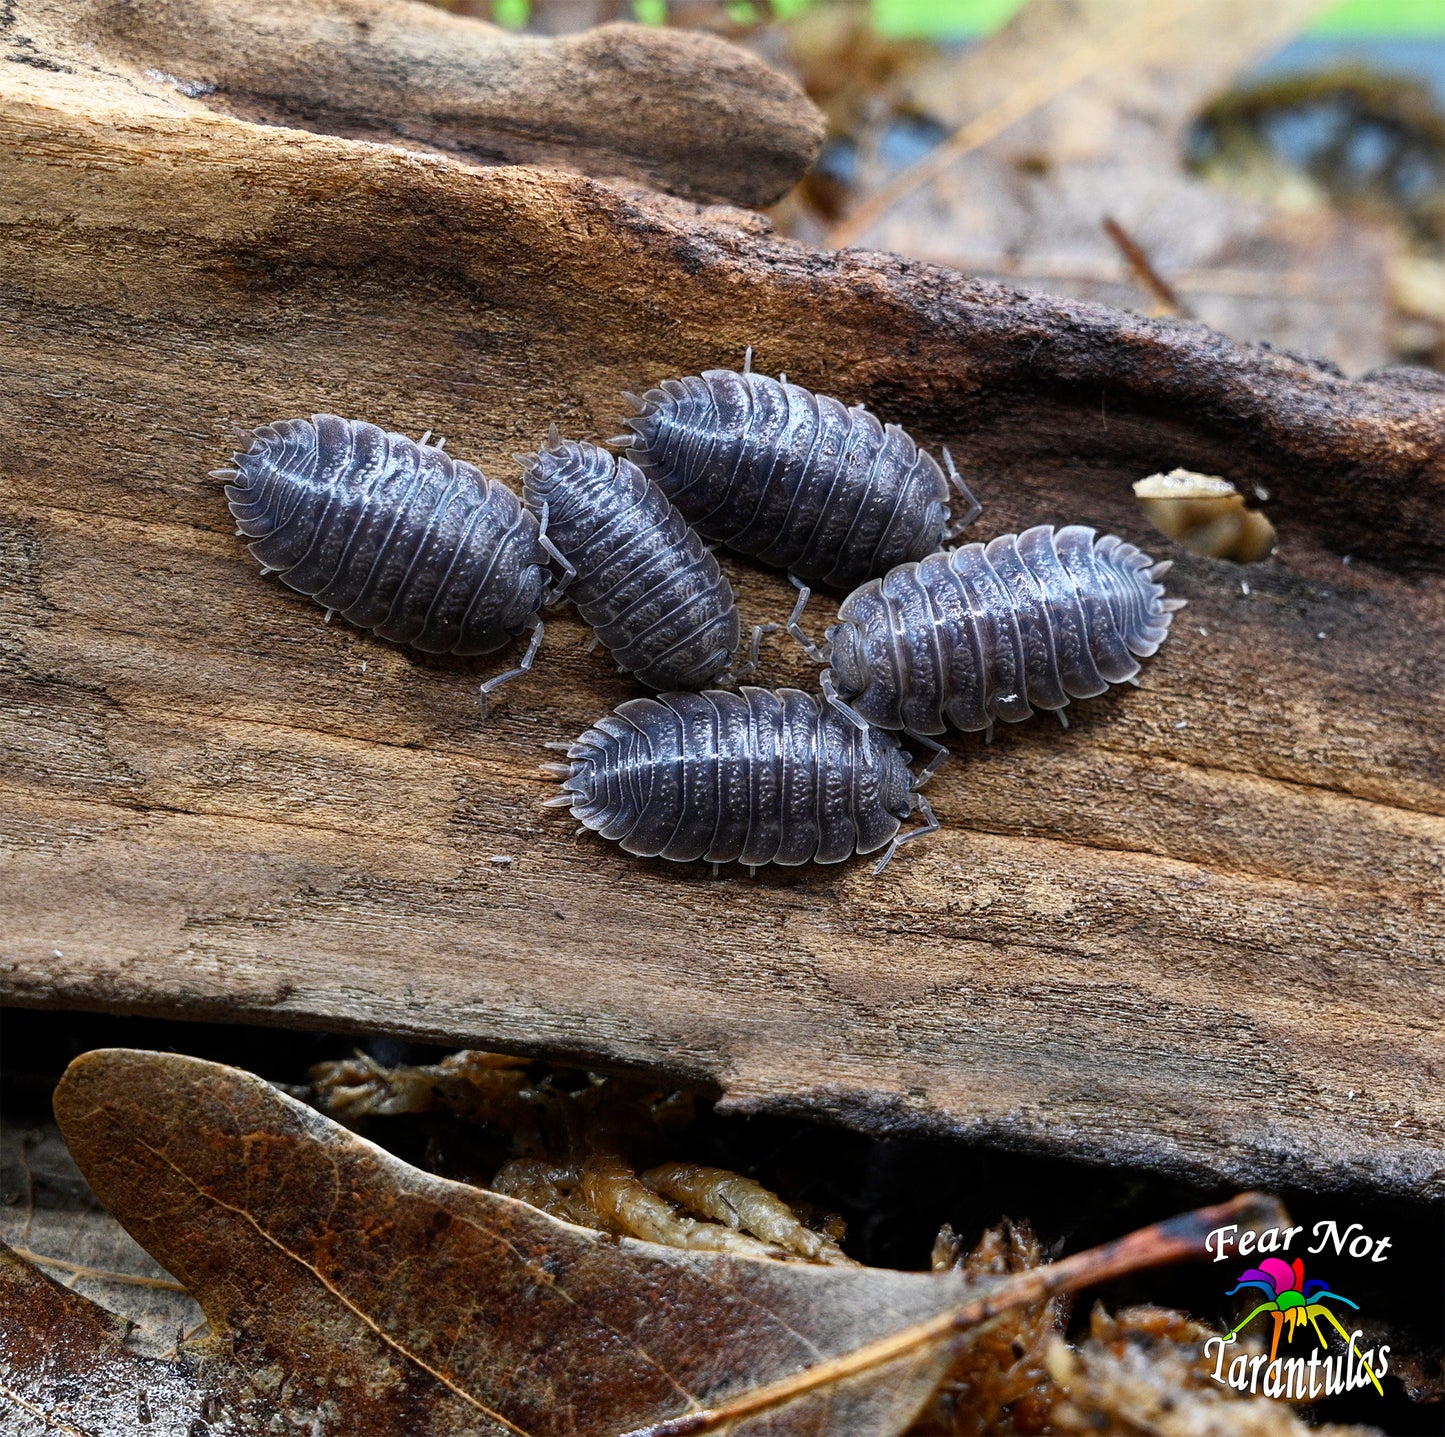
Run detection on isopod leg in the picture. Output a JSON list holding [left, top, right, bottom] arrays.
[[478, 617, 545, 719], [904, 731, 950, 786], [535, 501, 577, 599], [942, 449, 983, 537], [873, 795, 940, 875], [786, 577, 830, 664], [821, 672, 873, 763], [731, 623, 779, 681]]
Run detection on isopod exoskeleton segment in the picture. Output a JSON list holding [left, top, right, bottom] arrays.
[[519, 434, 743, 690], [544, 687, 937, 874], [800, 525, 1183, 736], [216, 414, 552, 714], [620, 356, 980, 591]]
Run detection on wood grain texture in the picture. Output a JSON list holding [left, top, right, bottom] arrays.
[[1, 11, 1442, 1198], [11, 0, 824, 206]]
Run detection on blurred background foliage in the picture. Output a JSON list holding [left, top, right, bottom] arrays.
[[431, 0, 1444, 375]]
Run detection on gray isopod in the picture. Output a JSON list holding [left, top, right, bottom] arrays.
[[620, 353, 980, 591], [790, 525, 1184, 737], [543, 687, 938, 874], [519, 433, 748, 690], [218, 414, 557, 713]]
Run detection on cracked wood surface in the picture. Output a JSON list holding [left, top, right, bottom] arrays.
[[1, 3, 1442, 1196]]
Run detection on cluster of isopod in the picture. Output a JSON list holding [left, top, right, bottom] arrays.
[[216, 354, 1183, 875]]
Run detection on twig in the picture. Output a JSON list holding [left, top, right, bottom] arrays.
[[1102, 215, 1195, 319], [826, 0, 1212, 250], [623, 1191, 1285, 1435]]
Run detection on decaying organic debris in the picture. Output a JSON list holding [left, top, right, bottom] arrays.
[[1135, 470, 1279, 563], [913, 1220, 1069, 1434], [0, 1049, 1403, 1435], [1044, 1306, 1385, 1437], [310, 1049, 856, 1260], [305, 1049, 1418, 1435], [0, 1048, 1311, 1437]]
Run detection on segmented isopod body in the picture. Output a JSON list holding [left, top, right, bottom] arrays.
[[544, 687, 937, 873], [621, 358, 979, 591], [816, 525, 1182, 736], [519, 435, 741, 689], [218, 415, 552, 711]]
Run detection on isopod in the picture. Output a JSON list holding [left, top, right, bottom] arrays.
[[543, 687, 937, 874], [518, 433, 746, 689], [619, 352, 980, 591], [217, 415, 557, 713], [791, 525, 1184, 737]]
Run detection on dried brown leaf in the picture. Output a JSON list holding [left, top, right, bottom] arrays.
[[0, 1122, 203, 1357], [0, 1243, 215, 1436], [3, 1049, 1284, 1437]]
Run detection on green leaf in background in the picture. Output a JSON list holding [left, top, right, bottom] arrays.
[[486, 0, 1445, 41], [870, 0, 1445, 40], [1310, 0, 1445, 34]]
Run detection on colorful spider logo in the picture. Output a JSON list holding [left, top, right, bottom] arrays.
[[1225, 1256, 1381, 1391]]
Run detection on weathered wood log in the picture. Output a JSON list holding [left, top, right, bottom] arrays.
[[11, 0, 823, 205], [1, 4, 1441, 1197]]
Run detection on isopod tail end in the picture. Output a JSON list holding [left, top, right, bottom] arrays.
[[1149, 559, 1174, 580], [620, 391, 645, 413], [1161, 598, 1189, 613]]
